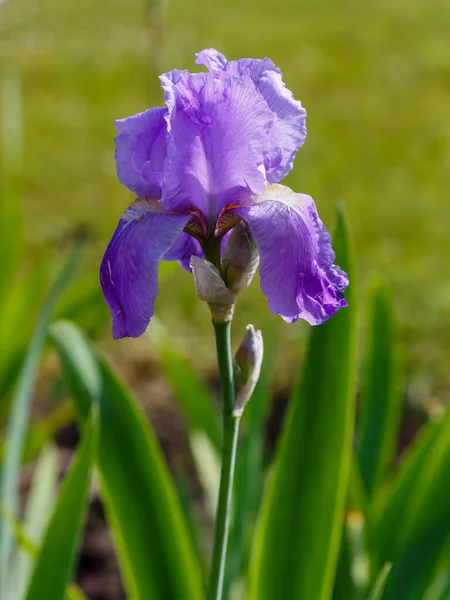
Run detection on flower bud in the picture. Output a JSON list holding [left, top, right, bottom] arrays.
[[190, 256, 235, 322], [222, 221, 259, 293], [233, 324, 264, 417]]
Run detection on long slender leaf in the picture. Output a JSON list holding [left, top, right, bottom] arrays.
[[0, 245, 81, 598], [380, 413, 450, 600], [1, 505, 88, 600], [357, 278, 401, 498], [249, 204, 358, 600], [373, 416, 443, 565], [367, 563, 392, 600], [25, 415, 96, 600], [14, 444, 60, 599], [333, 458, 372, 600], [50, 319, 203, 600], [422, 571, 450, 600]]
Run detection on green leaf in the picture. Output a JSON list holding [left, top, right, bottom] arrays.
[[0, 245, 81, 598], [1, 503, 88, 600], [422, 571, 450, 600], [50, 320, 204, 600], [379, 413, 450, 600], [147, 319, 222, 452], [25, 414, 96, 600], [367, 563, 392, 600], [249, 203, 358, 600], [373, 417, 443, 566], [13, 444, 60, 599], [332, 458, 372, 600], [357, 278, 401, 498]]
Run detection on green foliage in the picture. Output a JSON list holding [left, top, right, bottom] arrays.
[[2, 195, 450, 600], [50, 320, 204, 600], [378, 412, 450, 600], [0, 246, 81, 598], [248, 205, 358, 600], [25, 415, 96, 600], [367, 564, 392, 600], [357, 279, 401, 498]]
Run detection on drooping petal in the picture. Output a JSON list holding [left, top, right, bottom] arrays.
[[159, 70, 271, 222], [115, 107, 167, 198], [231, 184, 348, 325], [196, 48, 307, 183], [163, 231, 203, 271], [100, 200, 191, 338]]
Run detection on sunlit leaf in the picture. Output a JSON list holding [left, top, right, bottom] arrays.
[[249, 204, 358, 600], [357, 278, 401, 498], [0, 245, 81, 598], [13, 444, 60, 599], [50, 320, 204, 600], [377, 413, 450, 599], [25, 415, 96, 600], [367, 563, 392, 600]]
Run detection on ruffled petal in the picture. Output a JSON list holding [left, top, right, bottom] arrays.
[[100, 200, 191, 338], [231, 184, 348, 325], [115, 107, 167, 198], [196, 49, 307, 183], [159, 70, 270, 222]]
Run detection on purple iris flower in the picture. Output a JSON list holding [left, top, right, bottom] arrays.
[[100, 48, 349, 339]]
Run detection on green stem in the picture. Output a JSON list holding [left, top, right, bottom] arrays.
[[208, 320, 241, 600]]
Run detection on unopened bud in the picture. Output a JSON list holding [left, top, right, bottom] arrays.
[[190, 256, 235, 322], [233, 324, 263, 417], [222, 221, 259, 293]]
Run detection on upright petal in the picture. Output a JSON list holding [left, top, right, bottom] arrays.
[[115, 107, 167, 198], [196, 48, 307, 183], [159, 70, 271, 223], [232, 184, 348, 325], [100, 200, 191, 338]]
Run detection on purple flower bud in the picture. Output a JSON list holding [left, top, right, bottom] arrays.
[[222, 221, 259, 293], [233, 325, 264, 416], [190, 256, 235, 322]]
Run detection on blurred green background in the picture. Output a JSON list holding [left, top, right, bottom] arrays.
[[1, 0, 450, 397]]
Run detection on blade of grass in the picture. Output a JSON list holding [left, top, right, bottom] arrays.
[[422, 571, 450, 600], [367, 563, 392, 600], [373, 416, 444, 565], [357, 278, 401, 498], [379, 413, 450, 600], [50, 319, 204, 600], [13, 444, 60, 599], [0, 505, 88, 600], [25, 415, 96, 600], [0, 244, 81, 598], [249, 204, 358, 600]]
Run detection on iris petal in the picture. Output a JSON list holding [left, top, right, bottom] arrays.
[[163, 232, 203, 271], [196, 48, 307, 183], [232, 184, 348, 325], [159, 70, 270, 222], [115, 107, 167, 198], [100, 201, 191, 338]]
